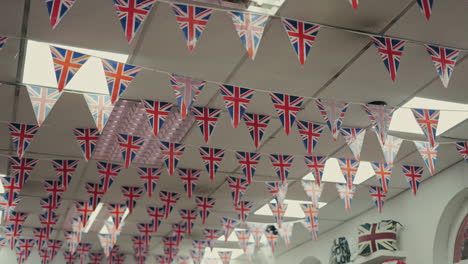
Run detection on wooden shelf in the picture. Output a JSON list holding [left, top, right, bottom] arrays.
[[352, 250, 406, 264]]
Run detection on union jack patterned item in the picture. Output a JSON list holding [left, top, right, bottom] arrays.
[[338, 158, 360, 189], [348, 0, 359, 9], [179, 209, 197, 234], [195, 196, 216, 224], [76, 242, 92, 264], [219, 84, 255, 128], [102, 59, 141, 104], [88, 252, 103, 264], [106, 203, 128, 229], [97, 161, 122, 193], [218, 251, 232, 264], [336, 183, 356, 212], [363, 104, 396, 145], [199, 147, 225, 182], [117, 134, 145, 168], [72, 128, 100, 161], [169, 74, 206, 119], [146, 206, 164, 232], [402, 165, 424, 195], [177, 168, 201, 199], [301, 212, 319, 241], [0, 35, 8, 50], [136, 223, 153, 249], [112, 253, 126, 264], [160, 191, 181, 218], [63, 250, 78, 264], [26, 85, 61, 126], [414, 141, 439, 176], [266, 181, 288, 205], [296, 121, 324, 155], [243, 113, 271, 149], [425, 45, 459, 88], [270, 93, 304, 136], [235, 200, 253, 223], [45, 0, 76, 29], [47, 239, 63, 262], [163, 236, 179, 263], [74, 200, 94, 228], [177, 255, 192, 264], [281, 18, 320, 65], [357, 220, 400, 255], [83, 93, 114, 133], [191, 107, 221, 143], [269, 203, 287, 227], [315, 99, 350, 141], [171, 4, 213, 52], [247, 223, 266, 248], [43, 180, 66, 209], [269, 154, 294, 183], [49, 46, 90, 92], [85, 182, 104, 210], [39, 211, 59, 240], [370, 36, 406, 81], [4, 224, 22, 250], [112, 0, 156, 42], [301, 204, 319, 233], [228, 11, 268, 59], [411, 108, 440, 148], [190, 250, 204, 264], [203, 228, 222, 250], [301, 180, 323, 208], [15, 238, 36, 264], [137, 167, 162, 198], [227, 176, 250, 206], [368, 186, 387, 213], [51, 159, 79, 189], [340, 127, 366, 160], [39, 248, 52, 264], [9, 156, 37, 189], [235, 230, 251, 252], [0, 177, 22, 219], [98, 235, 113, 258], [455, 142, 468, 162], [303, 156, 327, 187], [416, 0, 434, 20], [220, 217, 240, 242], [65, 227, 82, 254], [378, 135, 403, 166], [121, 186, 144, 214], [155, 254, 170, 264], [371, 162, 393, 193], [264, 228, 279, 253], [34, 227, 48, 251], [160, 141, 186, 176], [142, 100, 173, 137], [278, 222, 294, 248], [235, 151, 261, 184]]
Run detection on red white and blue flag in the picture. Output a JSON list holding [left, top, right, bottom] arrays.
[[235, 200, 253, 223], [63, 250, 78, 264], [270, 93, 304, 135], [204, 228, 222, 250], [228, 11, 268, 59], [227, 176, 250, 206], [219, 84, 255, 128], [411, 108, 440, 148], [112, 253, 126, 264], [47, 239, 63, 262], [243, 113, 271, 149], [171, 222, 186, 246], [266, 181, 288, 206], [117, 134, 145, 168], [83, 93, 114, 133], [235, 151, 261, 184], [235, 230, 251, 252], [402, 165, 424, 195], [340, 127, 366, 160], [160, 141, 186, 176], [43, 180, 66, 209], [370, 36, 406, 81], [121, 186, 144, 214], [368, 186, 386, 213], [415, 141, 439, 176], [348, 0, 359, 9], [278, 222, 294, 248], [49, 46, 90, 92], [76, 242, 92, 264], [301, 180, 323, 209], [137, 167, 162, 198], [26, 85, 61, 126], [264, 228, 279, 253], [301, 211, 319, 240], [177, 168, 201, 199], [269, 203, 287, 227], [371, 162, 393, 193], [296, 121, 324, 155], [338, 158, 360, 189], [51, 159, 79, 190], [378, 135, 403, 166], [106, 203, 128, 229], [425, 45, 459, 88], [33, 227, 48, 251], [416, 0, 434, 20], [72, 128, 100, 161], [101, 59, 141, 104], [247, 223, 266, 248], [179, 209, 197, 234], [220, 217, 240, 242], [281, 19, 320, 65], [146, 206, 164, 232], [269, 154, 294, 183], [142, 100, 173, 137], [456, 142, 468, 162], [97, 161, 122, 193], [9, 156, 37, 189], [199, 147, 225, 182], [112, 0, 157, 42], [74, 200, 94, 228], [159, 191, 181, 219], [191, 107, 221, 143], [39, 248, 52, 264], [218, 251, 232, 264], [15, 238, 36, 264], [177, 255, 192, 264], [336, 183, 356, 212], [39, 212, 59, 240], [85, 182, 105, 210], [171, 4, 213, 52], [136, 222, 154, 249], [0, 177, 22, 220], [0, 35, 8, 50], [88, 253, 103, 264], [363, 104, 396, 145], [315, 99, 350, 141], [169, 74, 206, 119], [303, 155, 327, 186], [45, 0, 77, 29], [195, 196, 216, 224]]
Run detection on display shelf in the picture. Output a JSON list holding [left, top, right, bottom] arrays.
[[352, 250, 406, 264]]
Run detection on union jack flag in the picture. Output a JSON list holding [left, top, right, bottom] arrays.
[[246, 223, 265, 248], [63, 250, 78, 264], [51, 159, 79, 190], [266, 181, 288, 205], [26, 85, 61, 126], [177, 168, 201, 199], [45, 0, 76, 29], [0, 35, 8, 50], [348, 0, 359, 9], [83, 93, 115, 133], [136, 223, 154, 249], [243, 113, 271, 149], [0, 177, 22, 218], [370, 36, 406, 81], [142, 100, 173, 137], [228, 11, 269, 59], [296, 121, 324, 155], [315, 99, 350, 141], [97, 161, 122, 193], [269, 203, 287, 227], [371, 162, 393, 193], [162, 236, 179, 262], [218, 251, 232, 264], [220, 217, 240, 242], [134, 255, 147, 264], [49, 46, 90, 92], [190, 249, 204, 264], [456, 142, 468, 162], [160, 141, 186, 176], [76, 242, 92, 264], [137, 167, 162, 198], [235, 200, 253, 223], [199, 147, 225, 182], [156, 254, 170, 264], [219, 84, 255, 128], [235, 151, 261, 184], [74, 200, 94, 228], [264, 228, 279, 253], [171, 4, 213, 52], [269, 154, 294, 183], [177, 255, 192, 264], [281, 18, 320, 65], [146, 206, 164, 232], [171, 222, 186, 246], [338, 158, 360, 189], [378, 135, 403, 166], [112, 0, 157, 42], [15, 238, 36, 264], [85, 182, 104, 210], [425, 45, 458, 88], [6, 212, 29, 247], [301, 213, 319, 241], [363, 104, 396, 145], [72, 128, 100, 161], [191, 107, 221, 143], [121, 186, 144, 214], [169, 74, 206, 119], [278, 222, 294, 248], [33, 227, 48, 251], [43, 180, 66, 209], [117, 134, 145, 168], [9, 156, 37, 189], [402, 165, 424, 195], [411, 108, 440, 148], [112, 253, 126, 264], [336, 183, 356, 212], [195, 196, 216, 224], [4, 225, 21, 250], [39, 211, 58, 239], [340, 127, 366, 160], [270, 93, 304, 136], [98, 235, 113, 258], [227, 176, 250, 206], [47, 239, 63, 262], [106, 203, 128, 229], [179, 209, 197, 234], [416, 0, 434, 20], [159, 191, 181, 218], [101, 59, 141, 104], [301, 204, 319, 235], [303, 155, 327, 186], [88, 252, 103, 264], [235, 230, 251, 252], [368, 186, 386, 213], [39, 248, 52, 264], [414, 141, 439, 176], [301, 180, 323, 208], [203, 228, 222, 250]]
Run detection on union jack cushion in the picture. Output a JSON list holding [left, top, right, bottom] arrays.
[[357, 220, 401, 256]]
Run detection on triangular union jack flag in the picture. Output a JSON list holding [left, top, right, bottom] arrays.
[[137, 167, 162, 198], [338, 158, 360, 189], [116, 134, 145, 168], [340, 127, 366, 160], [227, 176, 250, 206], [235, 201, 253, 223], [378, 135, 403, 166], [416, 0, 434, 20], [15, 238, 36, 264], [49, 46, 90, 92], [264, 228, 279, 253], [136, 222, 154, 249], [218, 251, 232, 264], [101, 59, 142, 104], [171, 4, 213, 52], [72, 128, 100, 161], [456, 142, 468, 162], [315, 99, 350, 141], [303, 156, 327, 186], [336, 183, 356, 212], [159, 191, 181, 219], [228, 11, 269, 59], [278, 222, 294, 248], [281, 18, 320, 65], [425, 45, 459, 88], [243, 113, 271, 149], [235, 230, 251, 252], [402, 165, 424, 195], [296, 121, 324, 155], [112, 0, 157, 43], [269, 203, 287, 227], [146, 206, 164, 232], [220, 217, 240, 242], [45, 0, 77, 29], [269, 93, 304, 136], [63, 250, 78, 264], [74, 200, 94, 228], [199, 147, 225, 182], [142, 100, 173, 137], [43, 180, 66, 209], [0, 35, 8, 50], [169, 74, 206, 119], [160, 141, 186, 176], [368, 186, 386, 213], [246, 223, 266, 249], [191, 107, 221, 143], [97, 161, 122, 193], [106, 203, 128, 229], [26, 85, 61, 126], [219, 84, 255, 128], [33, 227, 48, 251], [195, 196, 216, 224], [235, 151, 261, 184], [9, 156, 37, 189], [370, 36, 407, 81], [83, 93, 115, 133], [348, 0, 359, 9], [301, 206, 319, 240], [47, 239, 64, 262], [121, 186, 144, 214], [51, 159, 79, 190], [171, 222, 186, 247], [414, 141, 439, 176], [411, 108, 440, 148], [88, 252, 103, 264], [0, 177, 22, 218], [269, 154, 294, 183], [363, 104, 396, 145], [177, 168, 201, 199], [301, 180, 323, 209], [266, 181, 288, 206], [203, 228, 222, 251], [85, 182, 105, 210], [179, 209, 197, 234], [371, 162, 393, 193], [76, 242, 92, 264]]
